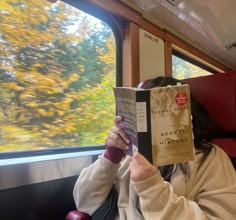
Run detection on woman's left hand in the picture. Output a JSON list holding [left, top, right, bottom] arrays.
[[130, 152, 157, 182]]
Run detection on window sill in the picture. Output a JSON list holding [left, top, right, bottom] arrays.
[[0, 149, 104, 190]]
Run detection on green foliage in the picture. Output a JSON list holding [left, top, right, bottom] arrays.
[[76, 72, 115, 145], [172, 55, 212, 79]]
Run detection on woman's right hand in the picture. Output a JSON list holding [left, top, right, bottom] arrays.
[[105, 116, 130, 151]]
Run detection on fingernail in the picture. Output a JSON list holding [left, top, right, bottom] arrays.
[[117, 116, 122, 120]]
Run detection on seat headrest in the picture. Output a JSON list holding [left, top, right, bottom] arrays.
[[183, 71, 236, 132]]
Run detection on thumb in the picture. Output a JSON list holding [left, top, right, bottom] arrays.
[[114, 116, 122, 127], [132, 152, 149, 165]]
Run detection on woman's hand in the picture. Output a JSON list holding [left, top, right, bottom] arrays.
[[105, 116, 130, 151], [130, 152, 157, 182], [104, 116, 129, 163]]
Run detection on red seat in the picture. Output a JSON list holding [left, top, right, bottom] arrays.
[[212, 138, 236, 170], [183, 71, 236, 132], [184, 72, 236, 166], [212, 138, 236, 157]]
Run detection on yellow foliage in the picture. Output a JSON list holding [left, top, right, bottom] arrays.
[[69, 73, 79, 82], [47, 111, 55, 117], [37, 109, 47, 116], [2, 82, 24, 91], [175, 73, 185, 80], [42, 123, 52, 129], [1, 125, 40, 147], [39, 15, 48, 23], [63, 114, 76, 120], [26, 102, 38, 108], [98, 35, 115, 66], [0, 0, 116, 150], [57, 110, 65, 116], [19, 93, 35, 100]]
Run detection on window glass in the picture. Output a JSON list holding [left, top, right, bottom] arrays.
[[0, 0, 116, 152], [172, 55, 213, 80]]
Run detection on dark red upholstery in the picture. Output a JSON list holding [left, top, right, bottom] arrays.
[[184, 72, 236, 169], [212, 138, 236, 170], [183, 71, 236, 132], [212, 138, 236, 157]]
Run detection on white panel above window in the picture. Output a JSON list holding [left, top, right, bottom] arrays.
[[139, 29, 165, 82]]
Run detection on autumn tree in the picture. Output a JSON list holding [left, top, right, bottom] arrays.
[[0, 0, 115, 151]]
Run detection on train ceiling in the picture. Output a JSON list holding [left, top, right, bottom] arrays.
[[122, 0, 236, 69]]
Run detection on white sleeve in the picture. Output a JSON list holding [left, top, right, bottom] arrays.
[[73, 155, 120, 215], [132, 147, 236, 220]]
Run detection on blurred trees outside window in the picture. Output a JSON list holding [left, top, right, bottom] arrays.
[[172, 55, 213, 79], [0, 0, 116, 152]]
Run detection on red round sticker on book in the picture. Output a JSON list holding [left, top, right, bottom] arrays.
[[175, 92, 187, 106]]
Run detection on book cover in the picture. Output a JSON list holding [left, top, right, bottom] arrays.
[[113, 84, 195, 166], [113, 87, 152, 160]]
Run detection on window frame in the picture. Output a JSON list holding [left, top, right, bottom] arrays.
[[172, 49, 218, 78]]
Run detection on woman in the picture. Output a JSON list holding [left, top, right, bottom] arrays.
[[73, 76, 236, 220]]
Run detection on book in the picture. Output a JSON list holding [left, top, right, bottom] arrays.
[[113, 84, 195, 166]]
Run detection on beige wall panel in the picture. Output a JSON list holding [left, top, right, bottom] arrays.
[[139, 28, 165, 81]]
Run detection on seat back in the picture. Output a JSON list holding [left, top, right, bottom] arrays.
[[184, 71, 236, 169], [212, 138, 236, 169]]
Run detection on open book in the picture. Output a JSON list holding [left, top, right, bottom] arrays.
[[113, 84, 195, 166]]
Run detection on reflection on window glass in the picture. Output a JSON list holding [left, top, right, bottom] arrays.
[[0, 0, 116, 152], [172, 55, 212, 80]]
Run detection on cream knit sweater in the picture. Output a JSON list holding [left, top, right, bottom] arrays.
[[73, 145, 236, 220]]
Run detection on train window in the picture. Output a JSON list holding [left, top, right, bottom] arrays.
[[0, 0, 116, 154], [172, 51, 214, 80]]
